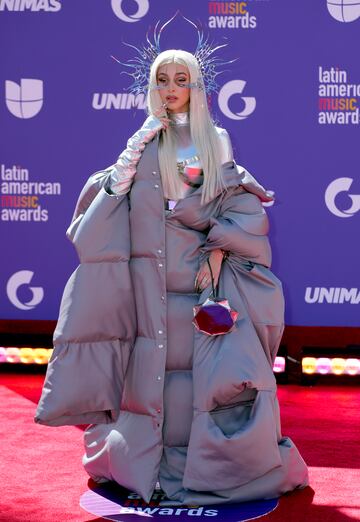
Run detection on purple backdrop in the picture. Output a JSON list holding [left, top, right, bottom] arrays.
[[1, 0, 359, 326]]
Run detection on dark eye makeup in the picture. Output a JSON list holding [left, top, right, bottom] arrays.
[[157, 76, 188, 85]]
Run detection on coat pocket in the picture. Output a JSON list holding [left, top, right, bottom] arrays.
[[209, 388, 257, 438], [184, 390, 282, 491]]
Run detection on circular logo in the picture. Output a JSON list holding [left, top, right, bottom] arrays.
[[80, 485, 278, 521], [6, 270, 44, 310], [325, 177, 360, 217], [111, 0, 149, 22], [218, 80, 256, 121], [327, 0, 360, 23]]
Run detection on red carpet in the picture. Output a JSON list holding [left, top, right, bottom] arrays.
[[0, 373, 359, 521]]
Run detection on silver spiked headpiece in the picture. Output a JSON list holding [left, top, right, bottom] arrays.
[[111, 11, 238, 96]]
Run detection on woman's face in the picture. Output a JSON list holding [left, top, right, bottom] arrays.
[[156, 63, 190, 113]]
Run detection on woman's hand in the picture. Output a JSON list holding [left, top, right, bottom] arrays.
[[195, 249, 224, 293], [152, 103, 171, 131]]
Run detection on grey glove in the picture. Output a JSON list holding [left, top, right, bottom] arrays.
[[106, 115, 164, 196], [236, 164, 275, 202]]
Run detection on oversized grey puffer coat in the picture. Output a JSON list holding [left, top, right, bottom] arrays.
[[34, 132, 309, 505]]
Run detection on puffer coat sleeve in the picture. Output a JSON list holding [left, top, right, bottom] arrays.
[[34, 170, 137, 427], [199, 173, 272, 268], [198, 171, 284, 368]]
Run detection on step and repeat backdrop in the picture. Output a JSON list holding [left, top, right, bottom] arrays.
[[0, 0, 359, 326]]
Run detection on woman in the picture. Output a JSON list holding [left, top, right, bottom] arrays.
[[34, 49, 309, 506]]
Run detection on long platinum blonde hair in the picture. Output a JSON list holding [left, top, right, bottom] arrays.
[[146, 49, 227, 205]]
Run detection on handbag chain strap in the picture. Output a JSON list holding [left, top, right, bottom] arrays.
[[206, 251, 229, 299], [206, 257, 218, 299]]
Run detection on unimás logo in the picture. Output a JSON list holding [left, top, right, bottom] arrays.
[[5, 79, 43, 118], [327, 0, 360, 22], [0, 0, 61, 11], [325, 177, 360, 217], [6, 270, 44, 310], [111, 0, 149, 22], [92, 92, 146, 110], [305, 287, 360, 304], [218, 80, 256, 120]]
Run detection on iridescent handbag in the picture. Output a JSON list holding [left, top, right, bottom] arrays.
[[192, 257, 238, 336]]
